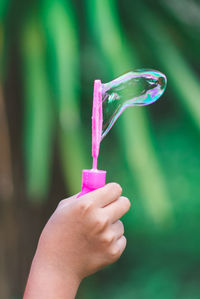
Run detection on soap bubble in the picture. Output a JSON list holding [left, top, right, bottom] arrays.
[[101, 69, 167, 139]]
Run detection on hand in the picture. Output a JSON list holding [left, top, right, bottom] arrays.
[[24, 183, 131, 298]]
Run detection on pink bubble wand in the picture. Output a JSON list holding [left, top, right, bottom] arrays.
[[77, 70, 167, 197]]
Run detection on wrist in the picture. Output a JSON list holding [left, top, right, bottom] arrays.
[[24, 246, 81, 299]]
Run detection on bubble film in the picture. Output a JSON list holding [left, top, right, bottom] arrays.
[[101, 69, 167, 139]]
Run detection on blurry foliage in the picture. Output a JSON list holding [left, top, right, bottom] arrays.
[[1, 0, 200, 298]]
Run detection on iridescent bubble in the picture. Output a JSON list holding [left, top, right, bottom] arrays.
[[101, 69, 167, 139]]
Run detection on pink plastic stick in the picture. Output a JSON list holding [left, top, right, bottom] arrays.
[[92, 80, 102, 170], [77, 79, 106, 198]]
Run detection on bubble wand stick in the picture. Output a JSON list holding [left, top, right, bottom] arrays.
[[77, 80, 106, 198]]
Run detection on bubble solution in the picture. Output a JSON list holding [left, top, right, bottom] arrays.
[[101, 69, 167, 139]]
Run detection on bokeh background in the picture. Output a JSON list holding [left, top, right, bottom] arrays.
[[0, 0, 200, 298]]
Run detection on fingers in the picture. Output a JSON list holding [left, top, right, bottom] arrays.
[[108, 235, 127, 263], [103, 196, 131, 223], [115, 235, 127, 256], [110, 220, 124, 240], [86, 183, 122, 208], [100, 221, 126, 263]]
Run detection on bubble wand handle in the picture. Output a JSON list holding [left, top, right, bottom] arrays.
[[77, 80, 106, 198]]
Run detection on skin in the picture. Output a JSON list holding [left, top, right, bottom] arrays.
[[23, 183, 131, 299]]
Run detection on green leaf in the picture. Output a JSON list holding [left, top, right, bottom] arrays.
[[21, 16, 55, 201]]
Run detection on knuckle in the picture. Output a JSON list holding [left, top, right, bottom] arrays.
[[95, 215, 109, 232], [109, 246, 121, 260], [58, 199, 65, 207], [76, 199, 93, 215], [107, 183, 122, 196], [57, 198, 70, 209], [101, 233, 115, 245]]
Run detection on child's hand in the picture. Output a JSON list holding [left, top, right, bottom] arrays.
[[24, 183, 131, 298]]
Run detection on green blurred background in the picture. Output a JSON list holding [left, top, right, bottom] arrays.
[[0, 0, 200, 298]]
